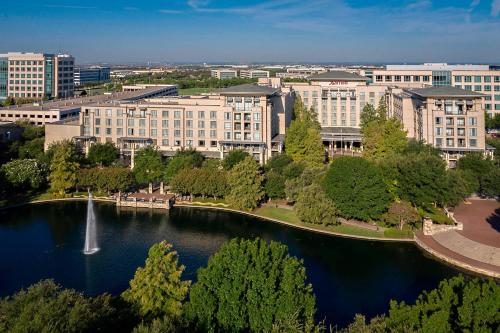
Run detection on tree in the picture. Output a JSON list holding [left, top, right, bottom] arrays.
[[222, 149, 249, 170], [18, 137, 45, 160], [394, 154, 451, 208], [403, 139, 441, 157], [122, 241, 190, 321], [164, 149, 204, 183], [264, 170, 286, 199], [295, 184, 338, 226], [322, 157, 390, 221], [226, 156, 264, 210], [88, 142, 119, 166], [186, 238, 317, 333], [133, 147, 164, 185], [17, 120, 45, 141], [0, 280, 117, 333], [361, 99, 408, 162], [1, 159, 47, 190], [385, 276, 500, 332], [264, 153, 293, 173], [285, 121, 324, 167], [285, 166, 325, 202], [382, 201, 421, 230], [48, 141, 80, 195], [480, 167, 500, 198]]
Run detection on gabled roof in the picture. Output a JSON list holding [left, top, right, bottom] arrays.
[[217, 84, 279, 96], [408, 86, 485, 98], [309, 71, 368, 81]]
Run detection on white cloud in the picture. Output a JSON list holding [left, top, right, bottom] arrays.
[[159, 9, 183, 14], [406, 0, 432, 10], [44, 4, 96, 9], [492, 0, 500, 16]]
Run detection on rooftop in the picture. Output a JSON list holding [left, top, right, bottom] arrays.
[[217, 84, 279, 96], [386, 63, 490, 71], [408, 86, 485, 98], [0, 86, 177, 112], [309, 71, 368, 81]]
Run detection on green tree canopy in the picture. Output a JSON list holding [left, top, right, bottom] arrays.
[[382, 201, 421, 230], [18, 137, 45, 160], [133, 147, 164, 185], [88, 142, 120, 166], [186, 238, 317, 333], [1, 159, 47, 190], [48, 141, 80, 195], [361, 99, 408, 162], [295, 184, 338, 226], [226, 156, 264, 210], [0, 279, 117, 333], [77, 167, 133, 193], [264, 153, 293, 173], [322, 157, 390, 221], [285, 166, 325, 202], [122, 241, 190, 321], [264, 170, 286, 199], [163, 149, 204, 183], [222, 149, 250, 170], [285, 120, 324, 167]]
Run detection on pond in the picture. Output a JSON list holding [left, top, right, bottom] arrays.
[[0, 201, 462, 328]]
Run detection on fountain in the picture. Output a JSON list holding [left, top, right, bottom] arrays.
[[83, 192, 99, 255]]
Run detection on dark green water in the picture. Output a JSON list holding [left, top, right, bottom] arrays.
[[0, 201, 462, 327]]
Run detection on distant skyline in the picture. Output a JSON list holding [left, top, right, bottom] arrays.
[[1, 0, 500, 64]]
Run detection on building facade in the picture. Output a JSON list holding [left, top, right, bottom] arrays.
[[0, 52, 75, 100], [74, 66, 111, 86], [45, 84, 293, 164], [210, 69, 238, 80], [285, 71, 387, 152], [1, 84, 177, 126], [387, 86, 487, 167], [372, 63, 500, 117], [240, 70, 270, 79]]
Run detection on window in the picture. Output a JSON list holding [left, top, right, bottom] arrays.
[[446, 128, 454, 136], [468, 117, 477, 125], [404, 75, 411, 82], [469, 128, 477, 137], [484, 76, 491, 83], [435, 117, 443, 125], [496, 104, 500, 110], [435, 127, 443, 136], [95, 118, 101, 126], [139, 129, 145, 136], [414, 76, 420, 82], [186, 120, 193, 128], [224, 132, 231, 140], [174, 120, 181, 128], [224, 112, 231, 120], [198, 130, 205, 138], [139, 119, 146, 127], [394, 75, 401, 82], [162, 119, 168, 127], [474, 76, 481, 83], [106, 128, 112, 135], [150, 120, 157, 128], [162, 129, 168, 137], [455, 75, 462, 82], [162, 111, 169, 118], [150, 129, 157, 136], [174, 130, 181, 137], [198, 140, 205, 146], [95, 109, 101, 116], [469, 139, 477, 147], [446, 138, 454, 147], [457, 118, 465, 126], [198, 120, 205, 128], [224, 122, 231, 129], [385, 75, 392, 82], [464, 76, 472, 83], [457, 128, 465, 136], [105, 119, 112, 126], [210, 111, 217, 119], [162, 139, 169, 146], [210, 130, 216, 138], [474, 85, 481, 92], [423, 76, 430, 82], [376, 75, 383, 82], [495, 95, 500, 101], [117, 128, 123, 136], [485, 85, 491, 92], [186, 130, 193, 137], [446, 117, 453, 125], [435, 138, 443, 147], [186, 111, 193, 118], [174, 111, 181, 118], [253, 113, 260, 121], [198, 111, 205, 118], [95, 127, 100, 135], [106, 109, 112, 117], [210, 121, 217, 129]]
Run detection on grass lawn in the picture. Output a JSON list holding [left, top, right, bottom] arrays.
[[178, 87, 216, 95], [253, 206, 394, 239]]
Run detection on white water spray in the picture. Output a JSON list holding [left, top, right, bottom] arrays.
[[83, 192, 99, 255]]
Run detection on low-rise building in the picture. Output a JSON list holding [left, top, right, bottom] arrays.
[[210, 69, 238, 80], [45, 84, 293, 164], [240, 70, 270, 79], [0, 85, 177, 126], [74, 66, 111, 86]]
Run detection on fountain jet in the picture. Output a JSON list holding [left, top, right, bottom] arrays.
[[83, 192, 99, 255]]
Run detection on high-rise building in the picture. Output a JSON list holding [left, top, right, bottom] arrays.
[[74, 66, 111, 86], [0, 52, 75, 100]]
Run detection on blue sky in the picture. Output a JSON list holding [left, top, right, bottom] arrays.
[[1, 0, 500, 64]]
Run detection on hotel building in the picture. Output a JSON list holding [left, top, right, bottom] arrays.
[[74, 66, 111, 86], [0, 52, 75, 100], [45, 83, 293, 164], [371, 63, 500, 117], [285, 71, 387, 152], [387, 85, 488, 166], [210, 69, 238, 80], [1, 85, 177, 126]]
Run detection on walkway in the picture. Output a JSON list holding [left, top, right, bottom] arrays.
[[415, 199, 500, 278]]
